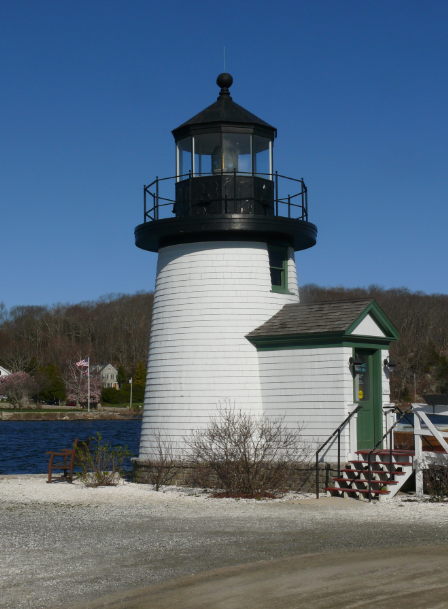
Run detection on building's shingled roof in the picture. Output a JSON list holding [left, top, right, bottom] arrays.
[[246, 299, 374, 339]]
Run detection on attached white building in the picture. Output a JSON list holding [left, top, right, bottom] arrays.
[[246, 298, 399, 461]]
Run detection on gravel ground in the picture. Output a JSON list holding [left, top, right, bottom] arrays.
[[2, 474, 448, 609]]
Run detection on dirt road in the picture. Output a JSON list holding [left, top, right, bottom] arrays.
[[72, 546, 448, 609]]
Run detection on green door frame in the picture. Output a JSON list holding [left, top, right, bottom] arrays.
[[353, 348, 383, 449]]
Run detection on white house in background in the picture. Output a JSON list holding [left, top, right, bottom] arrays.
[[0, 366, 12, 399], [91, 364, 118, 388]]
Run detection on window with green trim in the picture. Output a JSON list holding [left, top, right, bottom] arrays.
[[268, 246, 288, 292]]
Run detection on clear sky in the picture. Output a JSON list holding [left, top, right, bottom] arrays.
[[1, 0, 447, 310]]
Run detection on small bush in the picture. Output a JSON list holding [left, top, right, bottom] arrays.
[[102, 384, 145, 404], [185, 401, 313, 498], [77, 433, 132, 487], [101, 387, 120, 404], [424, 455, 448, 501], [136, 430, 180, 491]]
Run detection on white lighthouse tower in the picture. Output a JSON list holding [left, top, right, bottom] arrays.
[[135, 74, 317, 457]]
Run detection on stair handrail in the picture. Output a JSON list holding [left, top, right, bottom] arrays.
[[367, 406, 413, 502], [315, 405, 363, 499]]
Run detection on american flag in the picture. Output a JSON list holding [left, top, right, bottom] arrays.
[[76, 357, 89, 368]]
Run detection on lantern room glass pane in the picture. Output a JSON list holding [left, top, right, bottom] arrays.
[[254, 136, 271, 178], [219, 133, 252, 174], [177, 137, 192, 178], [194, 134, 221, 175]]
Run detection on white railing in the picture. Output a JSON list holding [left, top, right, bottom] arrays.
[[383, 403, 396, 450], [412, 403, 448, 496]]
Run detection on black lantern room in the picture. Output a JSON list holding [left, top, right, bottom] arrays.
[[135, 74, 317, 252]]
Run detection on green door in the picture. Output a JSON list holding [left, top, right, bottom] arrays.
[[355, 349, 382, 450]]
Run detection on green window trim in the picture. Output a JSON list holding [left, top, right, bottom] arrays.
[[268, 245, 288, 293], [270, 289, 296, 296]]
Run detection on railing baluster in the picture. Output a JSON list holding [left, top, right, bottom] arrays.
[[189, 170, 192, 216], [305, 184, 308, 221], [316, 458, 320, 500], [275, 171, 278, 216], [156, 177, 159, 220], [301, 179, 304, 220], [389, 429, 393, 481], [337, 429, 341, 479], [234, 168, 236, 213], [144, 185, 147, 222]]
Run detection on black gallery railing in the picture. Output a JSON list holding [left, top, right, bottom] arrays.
[[143, 171, 308, 222]]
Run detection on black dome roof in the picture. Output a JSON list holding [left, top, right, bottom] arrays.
[[172, 74, 276, 141]]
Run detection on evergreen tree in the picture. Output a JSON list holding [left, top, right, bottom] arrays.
[[36, 363, 66, 402], [117, 365, 126, 388], [119, 382, 145, 403], [133, 360, 146, 386]]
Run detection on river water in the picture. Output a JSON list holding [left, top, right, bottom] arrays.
[[0, 420, 142, 475]]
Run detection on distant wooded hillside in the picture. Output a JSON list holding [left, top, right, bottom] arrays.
[[0, 292, 154, 378], [1, 285, 447, 403], [301, 284, 448, 402]]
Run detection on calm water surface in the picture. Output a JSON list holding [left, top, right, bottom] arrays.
[[0, 420, 141, 475]]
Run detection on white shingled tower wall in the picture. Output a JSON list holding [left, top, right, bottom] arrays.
[[138, 241, 299, 458]]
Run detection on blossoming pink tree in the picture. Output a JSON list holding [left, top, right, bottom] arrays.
[[0, 372, 38, 409], [64, 363, 102, 407]]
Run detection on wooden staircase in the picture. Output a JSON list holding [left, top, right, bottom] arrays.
[[325, 449, 414, 500]]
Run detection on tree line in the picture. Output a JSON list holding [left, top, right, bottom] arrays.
[[1, 285, 447, 404], [0, 292, 154, 404]]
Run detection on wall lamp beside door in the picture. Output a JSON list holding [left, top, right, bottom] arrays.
[[383, 356, 397, 372], [349, 354, 363, 374]]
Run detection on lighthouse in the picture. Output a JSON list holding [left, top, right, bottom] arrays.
[[135, 73, 317, 458]]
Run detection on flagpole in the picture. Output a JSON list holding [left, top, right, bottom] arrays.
[[88, 357, 90, 413], [79, 366, 82, 409]]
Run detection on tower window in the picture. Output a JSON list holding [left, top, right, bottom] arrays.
[[268, 246, 288, 292]]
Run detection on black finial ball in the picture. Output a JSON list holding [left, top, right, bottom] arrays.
[[217, 73, 233, 89]]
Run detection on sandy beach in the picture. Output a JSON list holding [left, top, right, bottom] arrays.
[[2, 475, 448, 608]]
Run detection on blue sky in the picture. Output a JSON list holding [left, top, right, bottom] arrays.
[[1, 0, 447, 309]]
